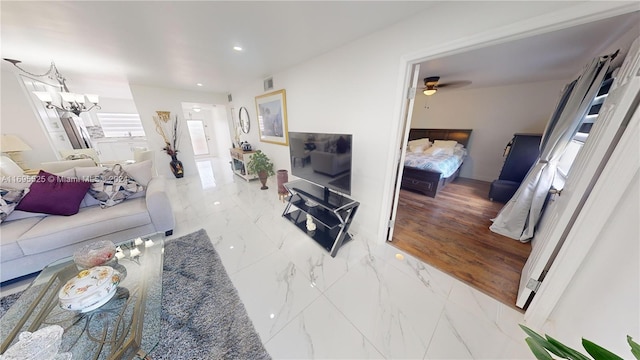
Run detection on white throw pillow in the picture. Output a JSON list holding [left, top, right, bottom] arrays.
[[433, 140, 458, 148], [408, 138, 431, 153], [423, 147, 444, 156], [123, 160, 153, 187], [440, 147, 455, 155]]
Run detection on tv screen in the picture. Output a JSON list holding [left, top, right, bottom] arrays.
[[288, 132, 352, 195]]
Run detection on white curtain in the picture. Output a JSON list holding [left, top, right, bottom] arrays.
[[490, 56, 612, 241]]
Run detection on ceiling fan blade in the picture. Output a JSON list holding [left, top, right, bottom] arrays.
[[438, 80, 472, 89]]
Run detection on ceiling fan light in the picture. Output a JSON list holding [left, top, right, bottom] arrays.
[[423, 88, 437, 96]]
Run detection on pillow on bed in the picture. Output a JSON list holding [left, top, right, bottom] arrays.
[[423, 147, 445, 156], [408, 138, 431, 153], [409, 144, 430, 153], [433, 140, 458, 148]]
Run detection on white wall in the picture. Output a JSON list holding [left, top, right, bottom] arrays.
[[1, 70, 58, 168], [229, 1, 628, 240], [229, 2, 638, 354], [410, 79, 567, 181], [543, 171, 639, 356], [210, 105, 233, 159], [129, 84, 228, 177]]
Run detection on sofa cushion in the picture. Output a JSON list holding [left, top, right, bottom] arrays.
[[75, 166, 108, 208], [4, 210, 47, 222], [0, 188, 27, 223], [17, 197, 151, 256], [16, 170, 91, 216], [88, 165, 144, 208], [0, 217, 44, 261], [123, 160, 153, 187]]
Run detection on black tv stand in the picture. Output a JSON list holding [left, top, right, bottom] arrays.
[[282, 180, 359, 257]]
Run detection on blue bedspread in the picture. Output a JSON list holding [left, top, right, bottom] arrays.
[[404, 148, 466, 178]]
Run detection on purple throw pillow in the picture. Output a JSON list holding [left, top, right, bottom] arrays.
[[16, 170, 91, 216]]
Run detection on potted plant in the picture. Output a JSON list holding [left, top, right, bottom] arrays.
[[246, 150, 275, 190]]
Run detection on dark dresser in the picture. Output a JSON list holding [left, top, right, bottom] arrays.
[[489, 133, 542, 202]]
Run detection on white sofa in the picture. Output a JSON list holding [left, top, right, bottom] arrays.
[[310, 150, 351, 176], [0, 158, 175, 282]]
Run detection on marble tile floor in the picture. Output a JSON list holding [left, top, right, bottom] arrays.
[[172, 157, 534, 359], [1, 157, 535, 359]]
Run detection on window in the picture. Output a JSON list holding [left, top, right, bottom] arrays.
[[553, 75, 613, 187], [96, 113, 146, 138]]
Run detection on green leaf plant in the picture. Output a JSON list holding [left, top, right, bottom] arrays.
[[520, 325, 639, 360], [246, 150, 275, 177]]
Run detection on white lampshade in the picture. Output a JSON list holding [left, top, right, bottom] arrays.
[[1, 134, 32, 152], [75, 93, 86, 104], [60, 92, 76, 103]]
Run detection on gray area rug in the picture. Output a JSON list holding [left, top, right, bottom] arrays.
[[0, 229, 271, 360]]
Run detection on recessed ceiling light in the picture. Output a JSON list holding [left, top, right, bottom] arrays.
[[233, 46, 243, 51], [192, 107, 201, 112], [196, 83, 203, 87]]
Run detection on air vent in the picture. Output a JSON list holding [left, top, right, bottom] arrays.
[[264, 77, 274, 92]]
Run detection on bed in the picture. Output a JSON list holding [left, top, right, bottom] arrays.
[[401, 128, 473, 197]]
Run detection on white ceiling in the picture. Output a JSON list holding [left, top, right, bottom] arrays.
[[417, 11, 640, 91], [2, 2, 638, 101], [1, 1, 435, 98]]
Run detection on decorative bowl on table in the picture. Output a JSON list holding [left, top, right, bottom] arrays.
[[0, 325, 71, 360], [58, 266, 121, 312], [73, 240, 116, 269]]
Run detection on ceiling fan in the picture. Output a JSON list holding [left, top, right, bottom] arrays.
[[421, 76, 472, 96]]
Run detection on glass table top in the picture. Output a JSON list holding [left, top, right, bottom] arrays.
[[0, 233, 165, 360]]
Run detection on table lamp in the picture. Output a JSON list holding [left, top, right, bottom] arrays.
[[1, 134, 32, 170]]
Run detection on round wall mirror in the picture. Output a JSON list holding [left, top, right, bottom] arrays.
[[239, 107, 250, 134]]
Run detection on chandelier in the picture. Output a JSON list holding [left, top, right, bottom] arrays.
[[3, 58, 100, 116]]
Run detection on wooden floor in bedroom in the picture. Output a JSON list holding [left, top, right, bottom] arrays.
[[391, 177, 531, 311]]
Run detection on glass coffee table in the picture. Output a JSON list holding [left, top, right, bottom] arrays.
[[0, 233, 164, 359]]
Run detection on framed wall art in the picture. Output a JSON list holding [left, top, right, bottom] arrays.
[[255, 89, 288, 146]]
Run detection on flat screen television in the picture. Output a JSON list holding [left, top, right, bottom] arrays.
[[288, 132, 353, 195]]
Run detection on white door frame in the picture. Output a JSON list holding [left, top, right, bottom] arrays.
[[387, 63, 420, 241], [385, 1, 639, 328]]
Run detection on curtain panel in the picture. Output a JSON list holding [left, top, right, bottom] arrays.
[[490, 55, 612, 241]]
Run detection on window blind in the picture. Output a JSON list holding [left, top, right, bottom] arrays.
[[96, 113, 146, 138]]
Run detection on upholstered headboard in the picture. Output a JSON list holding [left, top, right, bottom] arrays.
[[408, 129, 473, 147]]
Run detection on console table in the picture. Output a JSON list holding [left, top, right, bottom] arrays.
[[282, 180, 359, 257], [229, 148, 258, 181]]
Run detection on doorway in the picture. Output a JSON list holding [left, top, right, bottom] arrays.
[[387, 11, 639, 310], [187, 120, 210, 156], [182, 102, 232, 159]]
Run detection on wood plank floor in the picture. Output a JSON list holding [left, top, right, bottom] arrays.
[[391, 177, 531, 310]]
